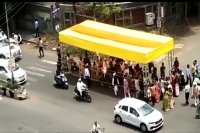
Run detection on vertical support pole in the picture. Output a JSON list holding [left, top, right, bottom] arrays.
[[5, 2, 14, 85], [157, 2, 161, 35]]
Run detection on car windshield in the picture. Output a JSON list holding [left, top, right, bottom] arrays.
[[137, 103, 154, 116], [0, 38, 9, 48]]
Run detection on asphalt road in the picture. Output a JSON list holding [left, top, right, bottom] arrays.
[[1, 41, 200, 133]]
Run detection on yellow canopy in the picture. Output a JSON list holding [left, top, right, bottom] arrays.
[[59, 20, 174, 64]]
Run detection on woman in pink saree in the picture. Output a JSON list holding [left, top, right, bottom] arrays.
[[123, 75, 130, 98]]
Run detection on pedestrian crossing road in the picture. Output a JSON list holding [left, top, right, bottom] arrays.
[[18, 59, 57, 86]]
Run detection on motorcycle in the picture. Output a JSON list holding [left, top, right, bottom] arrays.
[[10, 33, 23, 45], [53, 75, 69, 89], [90, 128, 105, 133], [74, 86, 92, 102]]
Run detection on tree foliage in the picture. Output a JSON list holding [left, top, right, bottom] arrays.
[[76, 2, 121, 21]]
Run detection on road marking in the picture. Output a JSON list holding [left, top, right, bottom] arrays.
[[41, 59, 57, 65], [34, 63, 53, 69], [25, 82, 31, 86], [27, 77, 37, 82], [25, 70, 45, 77], [174, 44, 184, 49], [26, 66, 52, 73]]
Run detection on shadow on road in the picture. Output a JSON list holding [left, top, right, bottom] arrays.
[[112, 120, 163, 133]]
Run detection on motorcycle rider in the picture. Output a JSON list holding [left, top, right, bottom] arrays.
[[76, 78, 86, 98], [60, 73, 66, 83], [91, 121, 101, 133]]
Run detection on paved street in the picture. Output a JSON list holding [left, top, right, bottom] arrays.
[[1, 32, 200, 132]]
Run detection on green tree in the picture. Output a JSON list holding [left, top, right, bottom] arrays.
[[85, 2, 121, 22], [74, 2, 121, 22]]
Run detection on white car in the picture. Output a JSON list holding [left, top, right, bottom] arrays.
[[114, 98, 164, 132], [0, 35, 22, 60], [0, 59, 27, 84]]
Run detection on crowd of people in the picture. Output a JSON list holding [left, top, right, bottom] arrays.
[[60, 49, 200, 113]]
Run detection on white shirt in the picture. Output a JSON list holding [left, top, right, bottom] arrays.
[[186, 68, 191, 77], [184, 84, 190, 93], [144, 88, 151, 98], [35, 21, 38, 29], [193, 78, 200, 85], [92, 124, 101, 130], [76, 81, 86, 90], [39, 40, 43, 47], [14, 34, 18, 42], [84, 68, 90, 77]]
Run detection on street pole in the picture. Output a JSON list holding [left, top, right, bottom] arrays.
[[4, 2, 14, 85], [157, 2, 161, 35]]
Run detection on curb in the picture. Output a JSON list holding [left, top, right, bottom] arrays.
[[22, 39, 36, 44]]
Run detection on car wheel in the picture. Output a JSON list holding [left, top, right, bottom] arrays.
[[140, 123, 148, 132], [115, 115, 122, 124]]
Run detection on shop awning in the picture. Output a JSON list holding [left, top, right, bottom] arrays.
[[59, 20, 174, 64]]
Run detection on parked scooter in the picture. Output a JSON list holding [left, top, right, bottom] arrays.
[[53, 74, 68, 89]]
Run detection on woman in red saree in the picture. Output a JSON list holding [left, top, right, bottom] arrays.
[[155, 83, 161, 103]]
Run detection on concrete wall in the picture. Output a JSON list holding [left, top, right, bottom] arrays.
[[16, 4, 55, 33]]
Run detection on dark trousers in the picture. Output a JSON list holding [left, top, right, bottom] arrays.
[[85, 76, 91, 88], [192, 73, 195, 82], [36, 27, 39, 37], [185, 92, 190, 104], [186, 76, 192, 87], [151, 96, 156, 106], [39, 47, 44, 57], [57, 54, 61, 59]]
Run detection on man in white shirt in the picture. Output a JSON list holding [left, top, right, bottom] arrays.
[[76, 78, 86, 97], [91, 121, 101, 133], [186, 64, 192, 87], [112, 72, 119, 96], [84, 64, 91, 88], [38, 37, 44, 57], [35, 18, 39, 38], [12, 33, 19, 45], [183, 84, 191, 105]]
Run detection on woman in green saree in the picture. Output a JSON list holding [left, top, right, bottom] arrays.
[[163, 86, 171, 112], [194, 69, 199, 79]]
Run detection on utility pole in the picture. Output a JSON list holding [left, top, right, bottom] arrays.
[[93, 2, 97, 21], [157, 2, 162, 35], [4, 2, 15, 85]]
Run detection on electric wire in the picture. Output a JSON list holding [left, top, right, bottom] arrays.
[[0, 2, 22, 21], [0, 2, 27, 28], [0, 2, 19, 20]]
